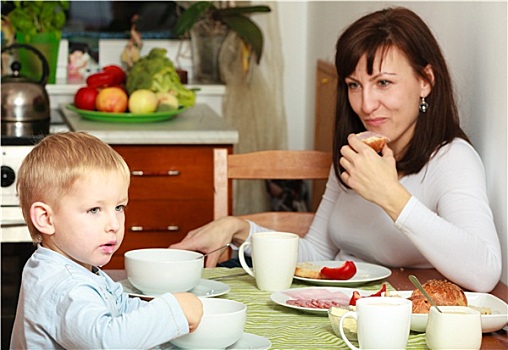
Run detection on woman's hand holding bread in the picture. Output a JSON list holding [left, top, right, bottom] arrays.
[[340, 133, 411, 221]]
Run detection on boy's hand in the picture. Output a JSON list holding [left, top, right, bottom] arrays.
[[173, 293, 203, 332]]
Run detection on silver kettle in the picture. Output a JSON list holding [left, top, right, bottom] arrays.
[[1, 43, 51, 138]]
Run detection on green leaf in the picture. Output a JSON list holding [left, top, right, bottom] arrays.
[[221, 15, 264, 63], [4, 0, 68, 35], [175, 1, 216, 37]]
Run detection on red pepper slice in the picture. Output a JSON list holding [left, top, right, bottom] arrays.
[[320, 261, 357, 280], [86, 71, 116, 88], [349, 283, 387, 306], [349, 291, 362, 306], [369, 283, 387, 297]]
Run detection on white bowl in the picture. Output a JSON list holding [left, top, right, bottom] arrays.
[[328, 306, 357, 337], [394, 291, 508, 333], [124, 248, 203, 294], [170, 298, 247, 349]]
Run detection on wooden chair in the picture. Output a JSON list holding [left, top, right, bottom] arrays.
[[213, 149, 332, 237]]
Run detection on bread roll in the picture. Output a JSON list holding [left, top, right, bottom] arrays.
[[357, 131, 390, 152], [294, 262, 323, 279], [409, 279, 468, 314]]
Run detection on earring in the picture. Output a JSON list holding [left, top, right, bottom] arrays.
[[419, 97, 429, 113]]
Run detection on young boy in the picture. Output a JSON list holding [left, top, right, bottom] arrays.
[[10, 132, 203, 349]]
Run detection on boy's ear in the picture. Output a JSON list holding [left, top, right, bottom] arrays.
[[30, 202, 56, 235]]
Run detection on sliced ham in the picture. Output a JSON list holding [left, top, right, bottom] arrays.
[[287, 298, 346, 309], [283, 288, 351, 309]]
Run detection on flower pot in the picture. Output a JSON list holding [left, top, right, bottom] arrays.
[[15, 32, 61, 84], [190, 21, 228, 84]]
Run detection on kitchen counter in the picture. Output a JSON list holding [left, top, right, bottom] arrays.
[[60, 103, 238, 145]]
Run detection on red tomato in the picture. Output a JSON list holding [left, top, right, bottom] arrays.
[[74, 86, 99, 110], [102, 65, 126, 85]]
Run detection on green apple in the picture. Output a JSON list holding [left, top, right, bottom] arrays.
[[156, 92, 179, 112], [128, 89, 158, 113]]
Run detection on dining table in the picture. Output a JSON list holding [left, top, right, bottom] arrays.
[[105, 267, 507, 350]]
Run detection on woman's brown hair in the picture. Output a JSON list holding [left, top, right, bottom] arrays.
[[333, 7, 469, 186]]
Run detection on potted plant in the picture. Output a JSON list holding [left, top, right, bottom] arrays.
[[175, 1, 271, 83], [2, 1, 69, 83]]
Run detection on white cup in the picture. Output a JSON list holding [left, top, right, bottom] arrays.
[[425, 306, 482, 350], [339, 297, 412, 350], [238, 231, 299, 292]]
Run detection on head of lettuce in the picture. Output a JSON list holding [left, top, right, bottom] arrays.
[[125, 48, 196, 108]]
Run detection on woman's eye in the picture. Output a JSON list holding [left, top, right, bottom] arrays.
[[347, 82, 360, 90], [378, 79, 391, 87], [115, 205, 125, 212]]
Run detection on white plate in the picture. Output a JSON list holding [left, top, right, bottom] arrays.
[[392, 291, 508, 333], [294, 261, 391, 286], [270, 286, 376, 315], [161, 333, 271, 350], [120, 279, 230, 300]]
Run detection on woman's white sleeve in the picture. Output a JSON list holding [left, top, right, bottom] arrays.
[[395, 142, 502, 292]]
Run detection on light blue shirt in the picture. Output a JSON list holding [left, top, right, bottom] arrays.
[[10, 245, 189, 349]]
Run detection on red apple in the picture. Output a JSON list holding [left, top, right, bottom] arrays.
[[74, 86, 99, 110], [95, 87, 128, 113]]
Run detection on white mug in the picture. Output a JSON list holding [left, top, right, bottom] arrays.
[[339, 297, 412, 350], [425, 306, 482, 350], [238, 231, 299, 291]]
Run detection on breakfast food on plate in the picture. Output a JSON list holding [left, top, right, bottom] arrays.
[[294, 262, 324, 279], [294, 261, 357, 280], [320, 261, 357, 280], [284, 288, 351, 309], [349, 284, 387, 306], [356, 131, 390, 152], [409, 279, 468, 314], [283, 284, 388, 309]]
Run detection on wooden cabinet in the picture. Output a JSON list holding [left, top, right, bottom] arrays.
[[104, 144, 233, 269], [312, 60, 337, 211]]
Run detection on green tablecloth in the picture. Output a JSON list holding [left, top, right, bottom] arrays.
[[202, 268, 427, 350]]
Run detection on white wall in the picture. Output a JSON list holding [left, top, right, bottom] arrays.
[[277, 1, 507, 284]]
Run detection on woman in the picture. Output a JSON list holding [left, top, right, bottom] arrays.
[[171, 7, 502, 292]]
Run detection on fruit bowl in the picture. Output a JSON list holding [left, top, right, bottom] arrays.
[[66, 104, 188, 123]]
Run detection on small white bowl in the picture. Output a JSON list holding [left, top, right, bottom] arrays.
[[328, 306, 357, 337], [124, 248, 203, 294], [170, 298, 247, 349]]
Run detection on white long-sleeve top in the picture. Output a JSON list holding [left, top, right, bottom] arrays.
[[250, 139, 502, 292]]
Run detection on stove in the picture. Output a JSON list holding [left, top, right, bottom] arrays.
[[1, 109, 69, 348], [1, 109, 69, 242]]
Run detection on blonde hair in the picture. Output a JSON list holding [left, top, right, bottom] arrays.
[[16, 132, 131, 243]]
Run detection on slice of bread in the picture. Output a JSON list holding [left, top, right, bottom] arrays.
[[294, 262, 323, 279], [357, 131, 390, 152]]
